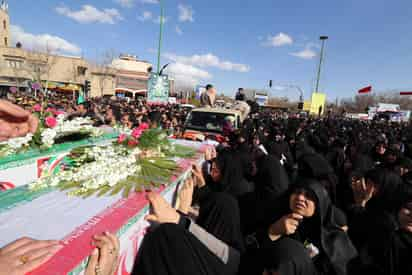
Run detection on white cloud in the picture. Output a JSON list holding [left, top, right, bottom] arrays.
[[175, 25, 183, 35], [141, 0, 158, 4], [114, 0, 135, 8], [55, 5, 123, 24], [290, 44, 317, 60], [10, 25, 81, 55], [263, 32, 293, 47], [138, 11, 153, 21], [164, 52, 250, 72], [272, 85, 287, 91], [178, 4, 194, 22], [165, 62, 212, 87]]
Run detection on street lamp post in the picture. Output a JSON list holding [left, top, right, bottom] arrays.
[[314, 36, 328, 94], [270, 83, 304, 102], [156, 0, 165, 75]]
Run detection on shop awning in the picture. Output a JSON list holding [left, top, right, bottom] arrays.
[[42, 82, 82, 92]]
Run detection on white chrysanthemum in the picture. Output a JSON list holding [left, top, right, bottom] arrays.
[[6, 134, 33, 149], [29, 144, 147, 194]]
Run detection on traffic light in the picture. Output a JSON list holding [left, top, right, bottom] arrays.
[[269, 80, 273, 88], [84, 80, 91, 96], [298, 102, 304, 110]]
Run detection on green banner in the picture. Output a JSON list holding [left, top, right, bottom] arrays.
[[147, 73, 170, 104]]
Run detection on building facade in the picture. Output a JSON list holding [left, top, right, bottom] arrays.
[[0, 3, 174, 100], [0, 1, 9, 48], [0, 46, 92, 96], [111, 54, 152, 97]]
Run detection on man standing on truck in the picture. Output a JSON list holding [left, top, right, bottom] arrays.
[[200, 84, 216, 107], [235, 88, 245, 101]]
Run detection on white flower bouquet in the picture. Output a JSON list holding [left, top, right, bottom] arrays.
[[0, 115, 103, 158], [29, 127, 196, 198]]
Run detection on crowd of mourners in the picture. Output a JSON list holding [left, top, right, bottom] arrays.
[[4, 91, 191, 137], [1, 91, 412, 275]]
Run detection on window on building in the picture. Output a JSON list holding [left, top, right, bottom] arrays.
[[4, 37, 7, 46], [77, 66, 87, 76], [6, 59, 23, 68], [3, 20, 6, 30]]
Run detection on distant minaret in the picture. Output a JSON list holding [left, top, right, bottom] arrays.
[[0, 0, 9, 47]]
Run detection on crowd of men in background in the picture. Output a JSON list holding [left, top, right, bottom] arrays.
[[1, 89, 412, 275]]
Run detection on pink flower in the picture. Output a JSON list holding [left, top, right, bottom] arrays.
[[33, 104, 42, 112], [54, 111, 65, 116], [45, 107, 56, 114], [131, 128, 143, 139], [138, 123, 149, 130], [45, 117, 58, 128], [117, 134, 127, 144], [128, 139, 139, 147]]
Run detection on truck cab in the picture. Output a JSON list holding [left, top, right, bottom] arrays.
[[182, 101, 250, 142]]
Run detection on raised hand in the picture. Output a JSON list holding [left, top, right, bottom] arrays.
[[85, 232, 120, 275], [0, 237, 62, 275], [178, 178, 194, 215], [145, 192, 180, 224], [204, 146, 217, 161], [0, 100, 38, 141], [191, 163, 206, 188], [268, 213, 303, 241], [351, 178, 374, 207]]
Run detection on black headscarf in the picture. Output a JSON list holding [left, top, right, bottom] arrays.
[[259, 180, 357, 275], [357, 186, 412, 275], [133, 223, 233, 275], [384, 186, 412, 275], [197, 192, 245, 252], [208, 151, 252, 197], [254, 154, 290, 201], [292, 181, 358, 275], [364, 168, 404, 214], [262, 237, 318, 275], [297, 153, 338, 203]]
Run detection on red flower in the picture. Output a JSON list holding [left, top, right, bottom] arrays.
[[45, 107, 56, 114], [54, 111, 65, 116], [131, 128, 143, 139], [139, 123, 149, 130], [45, 117, 58, 128], [117, 134, 127, 144], [127, 139, 139, 147], [33, 104, 41, 112]]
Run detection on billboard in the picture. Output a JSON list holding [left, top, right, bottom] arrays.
[[147, 73, 170, 104], [195, 85, 206, 100], [303, 101, 312, 111], [310, 93, 326, 115], [255, 94, 268, 106]]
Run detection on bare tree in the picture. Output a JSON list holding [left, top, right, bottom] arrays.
[[93, 49, 117, 96], [23, 45, 58, 92], [340, 91, 412, 113]]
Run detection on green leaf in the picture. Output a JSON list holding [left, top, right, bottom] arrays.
[[96, 185, 111, 197], [110, 180, 128, 196], [122, 183, 133, 198], [59, 181, 81, 190], [82, 188, 99, 199]]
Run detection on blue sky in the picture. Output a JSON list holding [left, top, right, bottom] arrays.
[[6, 0, 412, 100]]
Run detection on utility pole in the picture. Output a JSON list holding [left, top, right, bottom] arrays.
[[156, 0, 164, 74]]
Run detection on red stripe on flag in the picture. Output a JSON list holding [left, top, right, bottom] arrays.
[[400, 92, 412, 95], [358, 86, 372, 94]]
